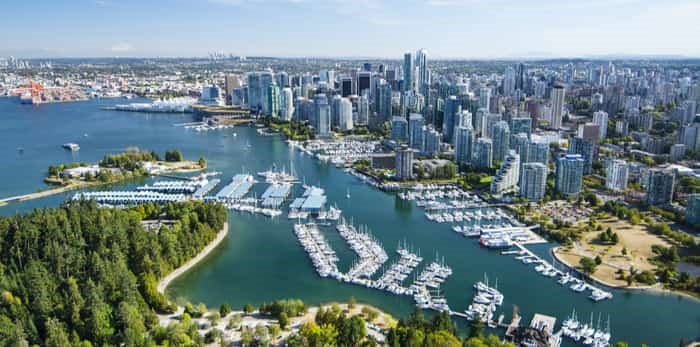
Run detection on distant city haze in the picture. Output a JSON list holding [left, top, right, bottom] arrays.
[[2, 0, 700, 58]]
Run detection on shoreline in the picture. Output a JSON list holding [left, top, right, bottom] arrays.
[[157, 221, 229, 294], [551, 246, 700, 303]]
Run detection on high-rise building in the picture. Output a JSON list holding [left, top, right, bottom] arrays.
[[416, 49, 429, 91], [314, 94, 331, 137], [605, 158, 629, 192], [403, 52, 414, 93], [247, 71, 274, 114], [528, 138, 550, 166], [474, 138, 493, 169], [442, 96, 461, 143], [555, 154, 585, 196], [520, 162, 547, 201], [593, 111, 609, 140], [485, 114, 503, 139], [267, 83, 280, 118], [491, 150, 520, 194], [357, 71, 372, 97], [646, 169, 675, 206], [280, 87, 294, 121], [510, 117, 532, 139], [200, 85, 223, 106], [568, 136, 596, 175], [670, 144, 687, 162], [577, 123, 600, 142], [474, 108, 489, 137], [511, 132, 530, 165], [358, 91, 369, 126], [503, 66, 515, 96], [276, 71, 289, 88], [379, 82, 393, 123], [492, 121, 511, 161], [515, 63, 525, 91], [479, 87, 491, 111], [224, 74, 241, 105], [396, 145, 414, 180], [551, 83, 566, 129], [340, 76, 353, 97], [686, 194, 700, 225], [454, 126, 475, 165], [391, 116, 408, 143], [339, 98, 353, 131], [422, 126, 441, 156], [409, 114, 425, 150]]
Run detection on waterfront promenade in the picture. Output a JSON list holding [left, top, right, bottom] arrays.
[[158, 222, 229, 294]]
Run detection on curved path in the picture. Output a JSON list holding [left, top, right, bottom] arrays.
[[157, 222, 229, 294]]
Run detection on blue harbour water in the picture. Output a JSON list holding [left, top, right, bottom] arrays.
[[0, 97, 698, 346]]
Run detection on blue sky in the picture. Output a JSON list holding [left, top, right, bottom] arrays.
[[2, 0, 700, 58]]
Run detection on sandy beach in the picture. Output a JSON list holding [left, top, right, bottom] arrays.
[[157, 222, 229, 294]]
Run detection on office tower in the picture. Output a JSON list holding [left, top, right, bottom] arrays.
[[442, 96, 461, 143], [340, 76, 353, 97], [358, 92, 369, 125], [568, 136, 596, 175], [396, 145, 414, 180], [555, 154, 585, 196], [479, 87, 491, 111], [605, 158, 629, 192], [199, 85, 223, 106], [454, 126, 475, 165], [314, 94, 331, 137], [511, 132, 530, 164], [528, 138, 550, 166], [593, 111, 609, 139], [267, 83, 280, 118], [670, 144, 687, 162], [515, 62, 525, 91], [247, 71, 273, 114], [331, 95, 343, 127], [276, 71, 289, 88], [363, 63, 372, 71], [409, 113, 425, 150], [357, 71, 372, 97], [338, 98, 353, 131], [224, 74, 241, 105], [379, 83, 393, 123], [403, 52, 414, 92], [391, 116, 408, 143], [491, 150, 520, 194], [686, 194, 700, 225], [503, 66, 515, 96], [577, 123, 601, 142], [280, 87, 294, 121], [551, 83, 566, 129], [520, 162, 547, 201], [416, 49, 429, 90], [475, 108, 488, 137], [474, 138, 493, 169], [492, 121, 511, 161], [646, 169, 675, 206], [510, 117, 532, 139], [422, 126, 441, 157]]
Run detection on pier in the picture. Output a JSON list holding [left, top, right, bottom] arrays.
[[214, 174, 255, 201]]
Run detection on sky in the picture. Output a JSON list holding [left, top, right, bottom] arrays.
[[2, 0, 700, 59]]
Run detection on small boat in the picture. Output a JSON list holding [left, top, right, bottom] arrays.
[[346, 188, 351, 199], [62, 143, 80, 151]]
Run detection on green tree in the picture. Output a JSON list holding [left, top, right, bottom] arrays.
[[468, 316, 485, 339], [579, 257, 598, 275], [279, 312, 290, 330]]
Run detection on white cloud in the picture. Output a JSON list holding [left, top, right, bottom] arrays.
[[110, 42, 133, 52]]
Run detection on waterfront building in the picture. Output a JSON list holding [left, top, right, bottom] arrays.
[[520, 162, 547, 201], [646, 169, 675, 206], [396, 145, 414, 180], [358, 91, 370, 125], [593, 111, 609, 139], [422, 126, 441, 157], [555, 154, 585, 196], [454, 126, 475, 165], [224, 74, 242, 105], [314, 94, 331, 137], [409, 113, 425, 150], [442, 95, 461, 143], [474, 138, 493, 169], [605, 158, 629, 192], [491, 150, 520, 194], [267, 83, 280, 118], [551, 83, 566, 129], [200, 85, 223, 106], [339, 98, 353, 131], [492, 121, 511, 162], [686, 194, 700, 225], [280, 87, 294, 121], [247, 71, 274, 114], [568, 136, 596, 175], [391, 116, 408, 143]]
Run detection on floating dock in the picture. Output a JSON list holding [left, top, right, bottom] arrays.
[[261, 183, 292, 207], [214, 174, 254, 200], [73, 191, 187, 205]]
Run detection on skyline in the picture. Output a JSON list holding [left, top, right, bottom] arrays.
[[2, 0, 700, 59]]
